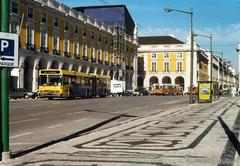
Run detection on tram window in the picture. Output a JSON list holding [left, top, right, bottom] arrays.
[[39, 75, 47, 85]]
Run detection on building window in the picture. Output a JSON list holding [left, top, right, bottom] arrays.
[[152, 53, 157, 58], [164, 61, 169, 71], [40, 30, 47, 47], [98, 47, 102, 60], [28, 7, 33, 18], [105, 47, 108, 62], [91, 44, 95, 59], [74, 25, 78, 34], [91, 32, 94, 40], [42, 13, 47, 23], [177, 61, 182, 71], [27, 26, 34, 44], [64, 21, 69, 31], [11, 22, 18, 33], [53, 17, 58, 27], [64, 38, 69, 53], [98, 35, 101, 42], [164, 52, 169, 59], [53, 33, 59, 50], [74, 41, 78, 55], [177, 52, 183, 59], [83, 40, 87, 57], [83, 28, 86, 38], [151, 62, 157, 72], [12, 2, 18, 14]]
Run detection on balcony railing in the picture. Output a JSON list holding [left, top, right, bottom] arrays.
[[40, 46, 49, 53], [52, 49, 60, 55], [26, 43, 35, 51]]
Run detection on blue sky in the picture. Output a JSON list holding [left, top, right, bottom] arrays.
[[62, 0, 240, 70]]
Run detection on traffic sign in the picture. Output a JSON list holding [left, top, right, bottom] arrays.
[[0, 32, 18, 67]]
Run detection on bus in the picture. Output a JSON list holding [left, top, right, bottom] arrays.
[[38, 69, 110, 99]]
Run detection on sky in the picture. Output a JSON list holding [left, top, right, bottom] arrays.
[[61, 0, 240, 70]]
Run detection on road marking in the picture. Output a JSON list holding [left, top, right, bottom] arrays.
[[29, 111, 54, 116], [10, 118, 39, 124], [47, 124, 63, 129], [10, 132, 32, 139], [167, 100, 179, 104], [74, 118, 86, 122], [66, 111, 84, 115]]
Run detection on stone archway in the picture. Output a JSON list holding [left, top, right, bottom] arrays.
[[89, 66, 95, 74], [175, 76, 184, 90], [137, 76, 144, 87], [81, 65, 87, 73], [149, 76, 158, 86], [162, 76, 171, 84], [62, 63, 69, 70], [51, 60, 59, 69], [24, 56, 34, 90], [39, 58, 47, 70]]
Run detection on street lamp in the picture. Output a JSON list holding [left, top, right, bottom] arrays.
[[164, 8, 194, 104], [213, 51, 224, 90], [194, 33, 213, 100]]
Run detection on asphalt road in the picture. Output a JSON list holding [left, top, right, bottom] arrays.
[[9, 95, 189, 155]]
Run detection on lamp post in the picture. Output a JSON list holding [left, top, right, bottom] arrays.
[[237, 42, 240, 92], [213, 51, 224, 91], [164, 8, 194, 104], [194, 33, 213, 100]]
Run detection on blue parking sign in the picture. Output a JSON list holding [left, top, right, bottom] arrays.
[[0, 32, 19, 67], [0, 39, 14, 57]]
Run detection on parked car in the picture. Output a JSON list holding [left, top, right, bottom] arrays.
[[135, 88, 151, 96], [122, 90, 133, 96], [9, 88, 38, 99]]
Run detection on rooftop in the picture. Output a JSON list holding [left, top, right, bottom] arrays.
[[138, 36, 185, 45]]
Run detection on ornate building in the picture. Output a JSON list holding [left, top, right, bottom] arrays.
[[138, 36, 238, 93], [10, 0, 138, 91]]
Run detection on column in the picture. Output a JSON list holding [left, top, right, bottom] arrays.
[[32, 59, 39, 91], [18, 64, 25, 89]]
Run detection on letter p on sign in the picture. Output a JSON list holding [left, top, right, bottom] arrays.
[[1, 40, 9, 52]]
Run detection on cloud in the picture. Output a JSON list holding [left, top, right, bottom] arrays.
[[138, 23, 240, 69], [138, 23, 240, 46]]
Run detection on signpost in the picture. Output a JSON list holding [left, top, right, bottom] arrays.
[[1, 0, 18, 161]]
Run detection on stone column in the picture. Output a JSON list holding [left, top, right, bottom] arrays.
[[47, 60, 53, 69], [59, 62, 64, 69], [32, 59, 40, 91], [18, 64, 25, 89]]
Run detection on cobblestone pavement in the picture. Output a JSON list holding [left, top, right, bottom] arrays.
[[2, 97, 240, 166]]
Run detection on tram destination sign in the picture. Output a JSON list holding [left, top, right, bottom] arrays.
[[0, 32, 19, 67]]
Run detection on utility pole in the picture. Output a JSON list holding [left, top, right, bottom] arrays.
[[221, 51, 224, 90], [1, 0, 10, 160]]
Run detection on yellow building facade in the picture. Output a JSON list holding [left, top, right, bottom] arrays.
[[10, 0, 138, 91]]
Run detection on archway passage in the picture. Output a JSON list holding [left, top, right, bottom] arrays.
[[39, 58, 47, 70], [175, 76, 184, 90], [137, 76, 144, 87], [62, 63, 69, 70], [24, 56, 34, 90], [162, 76, 171, 84], [81, 65, 87, 73], [51, 60, 59, 69], [149, 76, 158, 86]]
